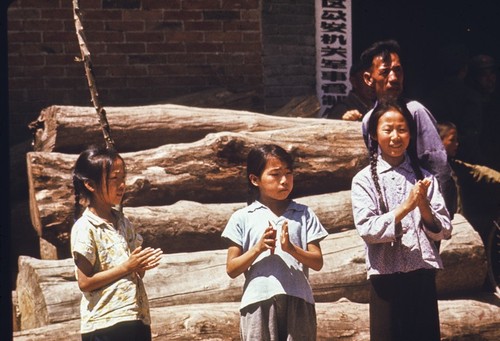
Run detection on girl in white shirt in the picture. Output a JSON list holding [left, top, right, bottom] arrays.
[[222, 144, 328, 340]]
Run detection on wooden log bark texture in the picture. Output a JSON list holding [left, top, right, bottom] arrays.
[[27, 125, 367, 245], [29, 103, 338, 153], [13, 295, 500, 340], [32, 190, 352, 256], [127, 191, 353, 254], [15, 214, 487, 330]]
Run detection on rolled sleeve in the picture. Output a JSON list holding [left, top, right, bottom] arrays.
[[422, 176, 453, 241], [351, 173, 398, 244]]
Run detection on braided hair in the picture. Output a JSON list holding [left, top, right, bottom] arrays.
[[72, 145, 124, 220], [246, 144, 294, 205], [367, 99, 424, 213]]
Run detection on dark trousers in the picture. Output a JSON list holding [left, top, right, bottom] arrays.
[[81, 320, 151, 341], [369, 269, 440, 341]]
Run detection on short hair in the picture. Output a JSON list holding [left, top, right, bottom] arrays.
[[246, 144, 293, 205], [360, 39, 401, 72], [437, 121, 457, 140]]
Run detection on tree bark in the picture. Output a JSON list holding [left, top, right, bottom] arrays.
[[38, 190, 352, 257], [272, 94, 321, 118], [13, 296, 500, 340], [27, 125, 367, 246], [127, 191, 353, 254], [29, 103, 339, 153], [15, 214, 487, 330]]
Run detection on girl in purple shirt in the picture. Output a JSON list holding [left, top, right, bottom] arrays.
[[351, 100, 452, 341]]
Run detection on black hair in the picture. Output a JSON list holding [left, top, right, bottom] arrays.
[[72, 145, 124, 219], [246, 144, 293, 205], [359, 39, 401, 73], [436, 121, 457, 140], [367, 99, 423, 213]]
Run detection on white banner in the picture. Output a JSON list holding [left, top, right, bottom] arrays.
[[315, 0, 352, 117]]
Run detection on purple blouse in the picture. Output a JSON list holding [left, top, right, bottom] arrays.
[[351, 155, 452, 277]]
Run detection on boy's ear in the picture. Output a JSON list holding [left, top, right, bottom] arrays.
[[249, 174, 259, 187], [83, 180, 96, 192]]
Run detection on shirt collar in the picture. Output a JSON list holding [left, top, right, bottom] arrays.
[[82, 207, 122, 228], [376, 153, 413, 174], [246, 200, 304, 214]]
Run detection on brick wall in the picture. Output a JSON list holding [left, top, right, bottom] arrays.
[[8, 0, 318, 144], [261, 0, 316, 112], [7, 0, 264, 143]]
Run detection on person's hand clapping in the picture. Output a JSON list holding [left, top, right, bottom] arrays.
[[415, 177, 431, 209], [255, 222, 276, 255], [280, 221, 295, 254], [126, 246, 163, 273]]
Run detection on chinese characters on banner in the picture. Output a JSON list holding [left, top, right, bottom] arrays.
[[315, 0, 352, 117]]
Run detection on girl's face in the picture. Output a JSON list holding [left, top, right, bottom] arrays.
[[250, 156, 293, 203], [375, 109, 410, 166], [98, 157, 126, 206], [442, 128, 458, 157]]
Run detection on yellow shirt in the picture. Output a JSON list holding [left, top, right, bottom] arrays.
[[70, 208, 150, 333]]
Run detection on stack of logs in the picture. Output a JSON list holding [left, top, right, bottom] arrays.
[[13, 102, 500, 340]]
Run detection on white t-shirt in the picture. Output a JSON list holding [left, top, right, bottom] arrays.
[[222, 200, 328, 310]]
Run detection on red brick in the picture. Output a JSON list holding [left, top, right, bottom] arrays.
[[44, 77, 85, 89], [7, 8, 41, 19], [222, 0, 259, 10], [167, 53, 208, 64], [42, 31, 76, 43], [8, 55, 44, 66], [91, 54, 127, 66], [81, 9, 122, 21], [23, 19, 64, 31], [125, 32, 165, 42], [106, 43, 145, 53], [242, 32, 260, 42], [40, 8, 72, 20], [181, 0, 221, 10], [19, 0, 60, 9], [9, 77, 44, 89], [8, 32, 42, 43], [241, 9, 260, 21], [105, 65, 148, 77], [224, 42, 261, 53], [186, 41, 224, 52], [203, 10, 240, 21], [143, 0, 181, 10], [164, 31, 203, 42], [145, 20, 183, 31], [163, 10, 202, 21], [105, 20, 145, 32], [122, 9, 163, 21], [185, 21, 222, 31], [44, 54, 78, 66], [205, 31, 242, 42], [223, 20, 259, 31], [59, 0, 102, 8], [147, 43, 186, 53], [128, 54, 166, 65], [85, 31, 124, 43]]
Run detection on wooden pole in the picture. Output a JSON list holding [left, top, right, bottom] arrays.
[[72, 0, 114, 150]]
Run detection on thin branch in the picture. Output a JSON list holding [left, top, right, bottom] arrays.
[[72, 0, 115, 150]]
